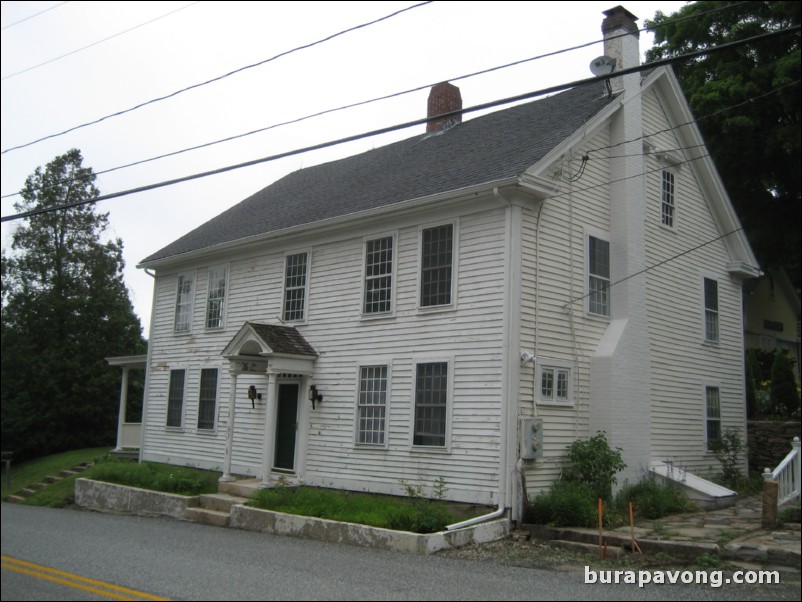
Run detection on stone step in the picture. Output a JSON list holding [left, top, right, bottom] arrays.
[[218, 479, 261, 499], [18, 488, 37, 498], [6, 495, 26, 504], [28, 483, 47, 491], [43, 475, 63, 484], [59, 469, 78, 477], [197, 493, 248, 513], [185, 507, 230, 528], [550, 539, 627, 559], [71, 465, 88, 473]]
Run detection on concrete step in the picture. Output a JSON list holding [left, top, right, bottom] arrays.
[[185, 507, 230, 528], [43, 475, 63, 484], [197, 493, 248, 513], [218, 479, 261, 499]]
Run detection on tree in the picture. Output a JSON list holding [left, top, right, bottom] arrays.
[[646, 1, 801, 287], [1, 149, 146, 461]]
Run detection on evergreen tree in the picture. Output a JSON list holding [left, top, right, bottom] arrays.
[[1, 149, 146, 461], [646, 1, 801, 287]]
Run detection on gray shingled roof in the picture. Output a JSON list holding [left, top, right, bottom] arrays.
[[247, 323, 317, 357], [142, 82, 613, 264]]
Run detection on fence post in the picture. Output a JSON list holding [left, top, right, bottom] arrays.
[[762, 479, 779, 530]]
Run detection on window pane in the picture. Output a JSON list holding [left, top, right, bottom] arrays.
[[414, 363, 447, 446], [704, 278, 719, 342], [283, 253, 308, 321], [541, 369, 554, 399], [588, 237, 610, 317], [358, 365, 387, 445], [174, 274, 194, 333], [206, 267, 227, 329], [421, 225, 453, 307], [167, 369, 185, 427], [556, 370, 569, 400], [364, 238, 393, 314], [198, 369, 218, 430], [661, 170, 675, 228], [706, 386, 721, 450]]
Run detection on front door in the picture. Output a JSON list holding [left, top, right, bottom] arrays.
[[274, 383, 299, 471]]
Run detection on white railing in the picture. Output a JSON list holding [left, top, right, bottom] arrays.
[[763, 436, 801, 506]]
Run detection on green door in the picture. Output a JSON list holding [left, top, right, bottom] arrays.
[[274, 384, 299, 471]]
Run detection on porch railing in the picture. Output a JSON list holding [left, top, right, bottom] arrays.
[[763, 436, 801, 507]]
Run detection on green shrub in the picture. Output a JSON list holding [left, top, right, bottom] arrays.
[[89, 461, 219, 496], [770, 350, 801, 418], [526, 481, 598, 528], [614, 474, 695, 520], [710, 428, 745, 489], [563, 432, 626, 501]]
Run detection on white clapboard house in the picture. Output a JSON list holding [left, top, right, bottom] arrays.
[[134, 7, 760, 521]]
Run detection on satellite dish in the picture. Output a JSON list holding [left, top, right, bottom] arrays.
[[590, 55, 616, 76]]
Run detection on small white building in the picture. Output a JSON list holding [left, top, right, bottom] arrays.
[[135, 6, 760, 522]]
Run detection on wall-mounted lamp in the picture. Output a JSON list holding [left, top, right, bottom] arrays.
[[520, 352, 537, 364], [247, 385, 262, 409], [308, 385, 323, 410]]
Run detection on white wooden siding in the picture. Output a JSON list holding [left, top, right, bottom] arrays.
[[142, 199, 507, 504]]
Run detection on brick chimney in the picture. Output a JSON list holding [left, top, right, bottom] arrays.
[[426, 82, 462, 133], [601, 6, 639, 95]]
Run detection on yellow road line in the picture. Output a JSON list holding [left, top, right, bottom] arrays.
[[1, 555, 170, 601]]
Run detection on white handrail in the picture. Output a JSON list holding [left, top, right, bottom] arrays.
[[763, 436, 801, 506]]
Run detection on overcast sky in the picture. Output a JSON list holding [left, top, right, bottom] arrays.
[[1, 0, 686, 337]]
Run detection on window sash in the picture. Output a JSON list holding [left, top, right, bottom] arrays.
[[166, 369, 185, 427], [205, 267, 227, 329], [705, 386, 721, 450], [420, 225, 453, 307], [283, 253, 308, 322], [413, 362, 447, 446], [358, 365, 387, 445], [364, 237, 393, 314], [197, 368, 218, 430], [588, 236, 610, 317], [541, 368, 569, 402], [174, 274, 194, 333], [704, 278, 719, 342], [661, 170, 675, 228]]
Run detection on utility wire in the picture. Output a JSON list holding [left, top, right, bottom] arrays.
[[2, 2, 201, 81], [0, 0, 745, 157], [0, 1, 433, 155], [1, 1, 68, 31], [2, 23, 798, 223]]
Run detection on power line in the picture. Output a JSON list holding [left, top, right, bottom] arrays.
[[1, 2, 201, 81], [0, 1, 433, 155], [2, 23, 798, 223], [1, 1, 68, 31]]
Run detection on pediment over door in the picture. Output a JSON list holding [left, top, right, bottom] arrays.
[[221, 322, 318, 375]]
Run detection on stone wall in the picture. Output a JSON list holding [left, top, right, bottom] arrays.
[[748, 421, 801, 472]]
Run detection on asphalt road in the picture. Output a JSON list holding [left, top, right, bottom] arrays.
[[2, 502, 799, 601]]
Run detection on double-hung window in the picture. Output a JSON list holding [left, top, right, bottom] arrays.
[[540, 366, 570, 403], [357, 365, 388, 445], [205, 266, 228, 329], [283, 252, 309, 322], [420, 224, 454, 308], [197, 368, 218, 430], [413, 362, 448, 447], [704, 277, 719, 343], [364, 237, 393, 315], [588, 235, 610, 317], [166, 369, 185, 427], [661, 169, 676, 228], [705, 385, 721, 450], [174, 273, 194, 333]]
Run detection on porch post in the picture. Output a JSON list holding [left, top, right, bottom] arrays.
[[260, 369, 278, 487], [114, 367, 130, 451], [221, 366, 239, 482]]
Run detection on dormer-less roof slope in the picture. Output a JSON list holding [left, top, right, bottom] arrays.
[[141, 82, 614, 266]]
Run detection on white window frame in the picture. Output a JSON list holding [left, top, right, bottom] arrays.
[[660, 168, 677, 230], [362, 233, 396, 318], [586, 231, 611, 318], [282, 251, 310, 323], [173, 272, 195, 334], [205, 265, 229, 330], [355, 362, 391, 448], [702, 275, 720, 344], [166, 368, 187, 429], [537, 360, 574, 406], [197, 367, 220, 431], [410, 357, 453, 450], [704, 383, 722, 451], [418, 221, 458, 312]]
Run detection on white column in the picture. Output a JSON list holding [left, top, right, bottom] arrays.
[[220, 367, 239, 482], [260, 369, 278, 488], [114, 367, 130, 451]]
